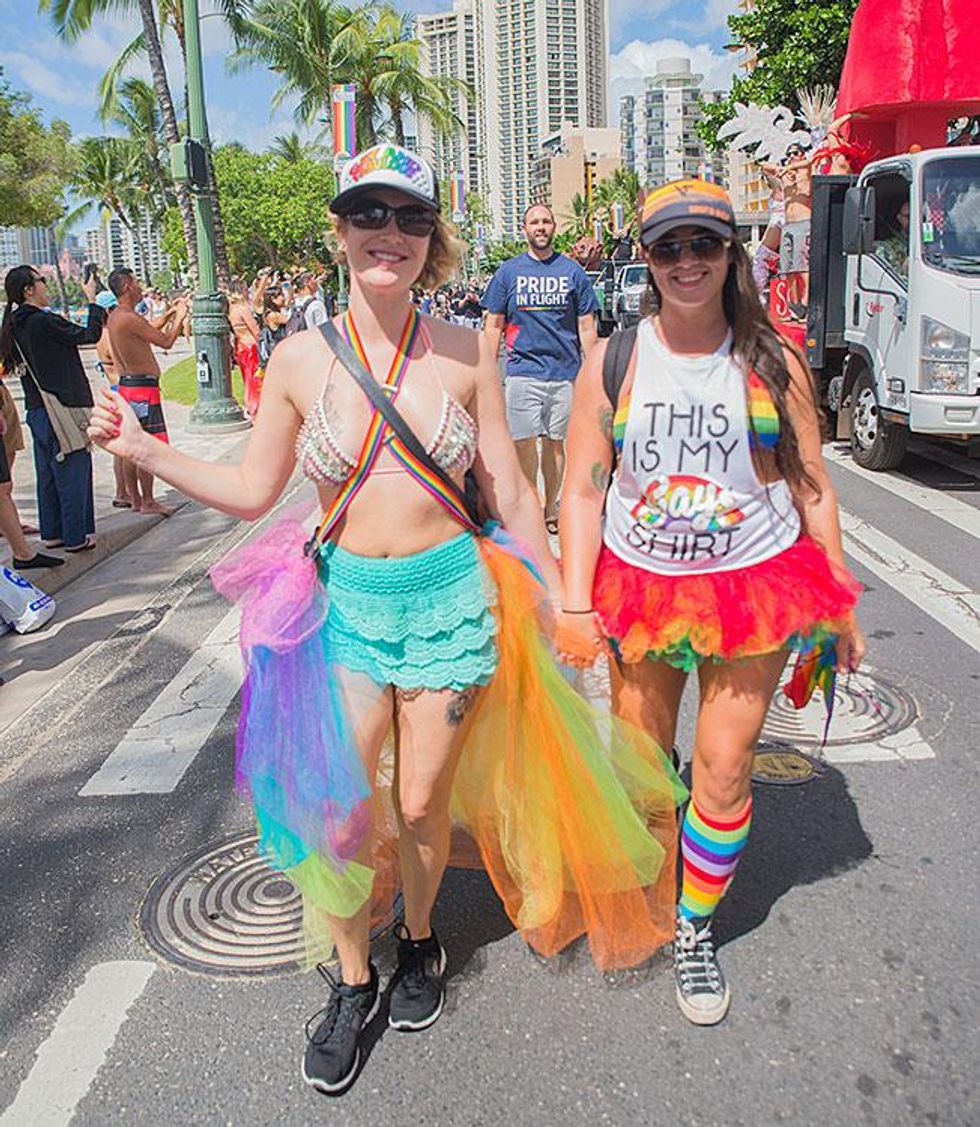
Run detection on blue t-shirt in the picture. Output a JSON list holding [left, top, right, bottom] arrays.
[[482, 252, 598, 381]]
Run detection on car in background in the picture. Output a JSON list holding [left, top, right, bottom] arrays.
[[613, 262, 649, 330]]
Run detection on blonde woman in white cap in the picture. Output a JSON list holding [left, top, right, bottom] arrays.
[[89, 146, 683, 1095]]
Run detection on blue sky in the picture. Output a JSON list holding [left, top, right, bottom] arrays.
[[0, 0, 739, 227]]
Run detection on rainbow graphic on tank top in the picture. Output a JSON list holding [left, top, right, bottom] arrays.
[[630, 473, 746, 533], [747, 371, 780, 450]]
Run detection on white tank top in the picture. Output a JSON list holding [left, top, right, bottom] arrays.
[[603, 319, 800, 575]]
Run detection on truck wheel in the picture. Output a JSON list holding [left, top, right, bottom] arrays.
[[850, 370, 908, 471]]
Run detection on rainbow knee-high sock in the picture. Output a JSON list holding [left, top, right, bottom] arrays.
[[679, 797, 753, 922]]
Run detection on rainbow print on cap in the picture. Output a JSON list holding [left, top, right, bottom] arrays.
[[331, 144, 439, 214]]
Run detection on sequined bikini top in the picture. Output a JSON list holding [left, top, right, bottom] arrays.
[[296, 381, 478, 487]]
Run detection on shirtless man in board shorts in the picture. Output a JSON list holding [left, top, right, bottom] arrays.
[[106, 268, 187, 515]]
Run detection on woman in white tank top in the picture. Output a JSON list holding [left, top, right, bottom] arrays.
[[557, 180, 865, 1027]]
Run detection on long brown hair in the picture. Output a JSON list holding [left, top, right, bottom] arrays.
[[644, 240, 821, 497]]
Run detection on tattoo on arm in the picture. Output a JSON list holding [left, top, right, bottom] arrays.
[[598, 407, 613, 441], [591, 462, 610, 494]]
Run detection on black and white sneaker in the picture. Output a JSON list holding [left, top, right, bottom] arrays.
[[302, 961, 380, 1095], [673, 912, 731, 1026], [388, 924, 447, 1032]]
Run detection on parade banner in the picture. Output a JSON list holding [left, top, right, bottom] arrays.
[[450, 170, 466, 221], [611, 202, 624, 232], [332, 84, 356, 164], [476, 221, 486, 261]]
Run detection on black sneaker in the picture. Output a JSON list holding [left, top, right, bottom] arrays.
[[388, 924, 447, 1032], [673, 912, 730, 1025], [302, 961, 380, 1095]]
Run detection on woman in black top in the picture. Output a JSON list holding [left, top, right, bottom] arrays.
[[0, 265, 104, 552]]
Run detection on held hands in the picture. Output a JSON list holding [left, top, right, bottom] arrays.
[[555, 609, 608, 669], [88, 387, 149, 462], [834, 613, 867, 674]]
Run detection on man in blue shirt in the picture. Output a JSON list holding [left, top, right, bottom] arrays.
[[483, 204, 597, 533]]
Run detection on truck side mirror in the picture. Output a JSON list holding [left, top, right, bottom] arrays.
[[842, 185, 876, 255]]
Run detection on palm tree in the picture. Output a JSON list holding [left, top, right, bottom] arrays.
[[39, 0, 200, 284], [229, 0, 470, 149], [269, 132, 325, 163], [101, 77, 173, 219], [71, 136, 155, 282]]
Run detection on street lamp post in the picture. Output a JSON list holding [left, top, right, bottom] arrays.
[[177, 0, 246, 432]]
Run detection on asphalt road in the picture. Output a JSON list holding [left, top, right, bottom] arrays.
[[0, 437, 978, 1127]]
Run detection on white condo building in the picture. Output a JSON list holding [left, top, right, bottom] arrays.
[[620, 58, 726, 189], [475, 0, 609, 238], [0, 226, 59, 269], [82, 210, 167, 279], [416, 0, 483, 196]]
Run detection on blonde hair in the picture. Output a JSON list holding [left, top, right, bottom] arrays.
[[330, 211, 463, 290]]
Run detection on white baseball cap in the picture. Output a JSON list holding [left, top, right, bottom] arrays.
[[331, 144, 440, 213]]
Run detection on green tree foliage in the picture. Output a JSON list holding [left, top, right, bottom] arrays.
[[697, 0, 860, 150], [164, 145, 337, 276], [480, 237, 526, 275], [0, 71, 74, 227]]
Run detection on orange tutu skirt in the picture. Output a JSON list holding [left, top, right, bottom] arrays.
[[594, 536, 860, 670]]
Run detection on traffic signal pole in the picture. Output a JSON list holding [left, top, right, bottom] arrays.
[[178, 0, 246, 431]]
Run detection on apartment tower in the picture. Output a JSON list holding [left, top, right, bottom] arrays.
[[476, 0, 609, 238], [416, 0, 483, 196]]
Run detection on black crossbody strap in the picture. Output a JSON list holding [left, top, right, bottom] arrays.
[[318, 320, 477, 527]]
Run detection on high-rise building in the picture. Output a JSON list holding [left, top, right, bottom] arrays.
[[619, 58, 726, 189], [0, 226, 58, 268], [476, 0, 609, 238], [530, 123, 620, 225], [82, 211, 167, 279], [416, 0, 482, 197]]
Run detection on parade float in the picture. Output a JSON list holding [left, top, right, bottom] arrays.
[[724, 0, 980, 470]]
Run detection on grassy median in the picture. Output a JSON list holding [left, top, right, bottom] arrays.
[[161, 356, 246, 406]]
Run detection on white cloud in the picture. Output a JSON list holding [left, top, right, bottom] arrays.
[[207, 105, 323, 153], [0, 51, 91, 106], [608, 37, 739, 123], [671, 0, 739, 38]]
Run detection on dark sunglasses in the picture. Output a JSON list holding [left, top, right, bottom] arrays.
[[344, 198, 437, 237], [648, 233, 730, 267]]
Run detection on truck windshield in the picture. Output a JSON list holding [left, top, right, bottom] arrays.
[[620, 265, 647, 286], [921, 156, 980, 275]]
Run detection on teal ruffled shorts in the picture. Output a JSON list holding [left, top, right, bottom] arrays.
[[319, 532, 499, 691]]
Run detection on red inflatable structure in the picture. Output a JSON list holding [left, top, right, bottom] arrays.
[[836, 0, 980, 157]]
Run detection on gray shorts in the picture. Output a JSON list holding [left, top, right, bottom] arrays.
[[505, 376, 573, 441]]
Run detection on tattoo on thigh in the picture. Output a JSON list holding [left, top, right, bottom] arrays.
[[591, 461, 610, 493], [445, 687, 480, 727]]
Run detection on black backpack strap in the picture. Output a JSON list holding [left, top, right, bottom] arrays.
[[601, 325, 638, 408]]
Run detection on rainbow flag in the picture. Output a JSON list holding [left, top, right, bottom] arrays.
[[697, 161, 715, 183], [593, 218, 604, 242], [449, 170, 466, 220], [611, 202, 624, 231], [332, 84, 356, 160]]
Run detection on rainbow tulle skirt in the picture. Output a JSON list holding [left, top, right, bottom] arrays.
[[594, 536, 861, 671], [211, 518, 686, 971]]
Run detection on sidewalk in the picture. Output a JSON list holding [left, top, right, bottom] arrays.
[[2, 341, 249, 596]]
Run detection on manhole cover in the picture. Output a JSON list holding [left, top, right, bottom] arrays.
[[762, 667, 917, 748], [752, 741, 825, 785], [140, 833, 304, 977]]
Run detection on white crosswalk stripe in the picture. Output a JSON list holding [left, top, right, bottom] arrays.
[[80, 608, 241, 797], [826, 446, 980, 541], [0, 961, 155, 1127]]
